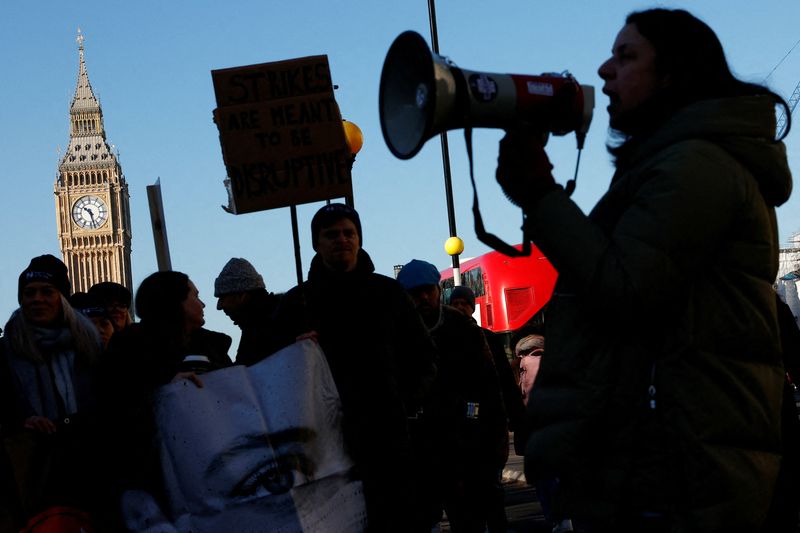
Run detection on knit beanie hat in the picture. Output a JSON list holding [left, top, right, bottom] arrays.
[[88, 281, 132, 308], [310, 203, 363, 251], [449, 285, 476, 308], [214, 258, 266, 297], [396, 259, 441, 290], [18, 254, 71, 303], [515, 334, 545, 356]]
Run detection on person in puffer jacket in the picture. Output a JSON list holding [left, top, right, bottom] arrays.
[[495, 8, 792, 533]]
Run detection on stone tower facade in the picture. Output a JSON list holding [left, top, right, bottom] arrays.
[[54, 30, 133, 294]]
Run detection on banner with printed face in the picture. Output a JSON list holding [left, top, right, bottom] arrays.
[[149, 340, 367, 532]]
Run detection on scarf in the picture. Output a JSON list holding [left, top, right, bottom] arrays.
[[8, 324, 79, 420]]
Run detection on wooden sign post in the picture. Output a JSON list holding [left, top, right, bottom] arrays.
[[147, 178, 173, 272]]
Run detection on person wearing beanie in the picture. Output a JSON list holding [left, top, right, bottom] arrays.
[[448, 285, 476, 315], [397, 259, 507, 533], [309, 202, 363, 254], [267, 203, 437, 532], [1, 255, 103, 525], [214, 258, 281, 366], [515, 334, 545, 404], [70, 292, 115, 349], [511, 326, 572, 532], [88, 281, 133, 333], [510, 331, 546, 453]]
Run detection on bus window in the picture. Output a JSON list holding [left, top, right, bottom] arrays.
[[462, 267, 485, 297], [441, 277, 455, 304], [441, 267, 483, 304]]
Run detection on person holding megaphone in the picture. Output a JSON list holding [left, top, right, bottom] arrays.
[[495, 8, 793, 533]]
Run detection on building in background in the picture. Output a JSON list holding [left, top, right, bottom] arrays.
[[54, 30, 133, 294], [777, 232, 800, 327]]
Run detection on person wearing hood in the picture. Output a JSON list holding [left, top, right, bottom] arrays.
[[495, 8, 792, 532], [214, 258, 282, 365], [267, 203, 437, 533]]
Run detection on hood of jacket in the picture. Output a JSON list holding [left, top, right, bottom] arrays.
[[621, 95, 792, 206]]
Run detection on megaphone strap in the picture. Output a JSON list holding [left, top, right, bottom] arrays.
[[464, 127, 533, 258]]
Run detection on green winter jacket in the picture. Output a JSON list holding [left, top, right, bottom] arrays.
[[523, 95, 792, 531]]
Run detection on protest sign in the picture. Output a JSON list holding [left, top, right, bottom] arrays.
[[212, 56, 353, 214]]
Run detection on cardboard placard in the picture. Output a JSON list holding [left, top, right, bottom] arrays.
[[212, 55, 334, 106], [212, 56, 352, 214]]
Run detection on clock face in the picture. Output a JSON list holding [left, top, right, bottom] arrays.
[[72, 195, 109, 229]]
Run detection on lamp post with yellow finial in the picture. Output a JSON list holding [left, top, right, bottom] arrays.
[[427, 0, 462, 285]]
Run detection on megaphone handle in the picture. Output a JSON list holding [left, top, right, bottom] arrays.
[[464, 127, 532, 257], [564, 143, 583, 197], [565, 177, 576, 196]]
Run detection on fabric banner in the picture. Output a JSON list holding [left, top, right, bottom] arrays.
[[145, 340, 366, 532]]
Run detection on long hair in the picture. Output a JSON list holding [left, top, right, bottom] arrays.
[[610, 9, 790, 161], [4, 294, 101, 364], [135, 271, 192, 344]]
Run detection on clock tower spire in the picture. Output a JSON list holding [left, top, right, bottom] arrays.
[[54, 29, 133, 294]]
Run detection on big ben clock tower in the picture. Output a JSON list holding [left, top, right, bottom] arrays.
[[54, 29, 133, 294]]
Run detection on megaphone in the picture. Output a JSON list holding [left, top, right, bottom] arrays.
[[379, 30, 594, 159]]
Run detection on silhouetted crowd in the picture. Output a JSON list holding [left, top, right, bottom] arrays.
[[0, 203, 536, 533]]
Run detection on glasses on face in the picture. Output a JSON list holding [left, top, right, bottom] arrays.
[[515, 347, 544, 358]]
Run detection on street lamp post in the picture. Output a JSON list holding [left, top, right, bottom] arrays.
[[427, 0, 462, 287]]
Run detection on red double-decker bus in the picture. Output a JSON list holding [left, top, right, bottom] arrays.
[[440, 244, 558, 333]]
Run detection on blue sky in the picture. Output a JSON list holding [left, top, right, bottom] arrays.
[[3, 1, 800, 344]]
